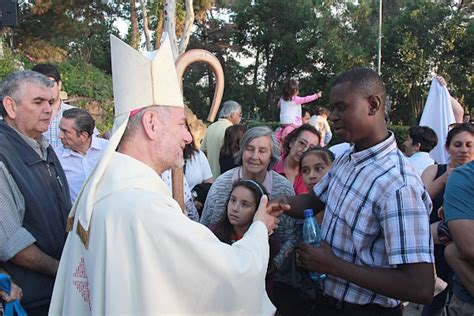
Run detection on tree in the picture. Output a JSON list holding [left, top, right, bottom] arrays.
[[17, 1, 125, 72], [232, 0, 322, 120], [382, 1, 472, 124]]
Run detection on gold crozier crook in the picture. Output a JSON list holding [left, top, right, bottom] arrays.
[[172, 49, 225, 211]]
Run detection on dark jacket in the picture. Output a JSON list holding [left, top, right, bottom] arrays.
[[0, 121, 71, 309]]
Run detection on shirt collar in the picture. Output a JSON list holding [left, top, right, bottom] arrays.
[[61, 136, 100, 157], [412, 151, 431, 158], [11, 126, 50, 159], [347, 131, 397, 166], [90, 135, 102, 150]]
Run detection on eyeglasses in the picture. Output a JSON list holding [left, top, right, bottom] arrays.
[[295, 138, 311, 151]]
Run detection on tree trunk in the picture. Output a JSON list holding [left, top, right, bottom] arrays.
[[164, 0, 179, 60], [164, 0, 194, 61], [0, 31, 4, 59], [154, 6, 164, 49], [253, 48, 260, 90], [264, 45, 274, 120], [130, 0, 139, 49], [139, 0, 153, 51], [178, 0, 194, 56], [252, 48, 260, 107]]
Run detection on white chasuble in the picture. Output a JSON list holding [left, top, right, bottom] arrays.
[[49, 152, 275, 315]]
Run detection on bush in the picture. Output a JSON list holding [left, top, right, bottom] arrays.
[[388, 124, 409, 149], [246, 120, 281, 130], [56, 60, 114, 133], [0, 47, 22, 80], [58, 60, 112, 102]]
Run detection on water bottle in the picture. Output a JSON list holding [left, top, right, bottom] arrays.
[[302, 208, 326, 282]]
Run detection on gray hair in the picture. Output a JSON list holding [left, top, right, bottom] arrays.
[[121, 105, 170, 141], [235, 125, 281, 170], [218, 100, 241, 119], [0, 70, 53, 117], [62, 108, 95, 137]]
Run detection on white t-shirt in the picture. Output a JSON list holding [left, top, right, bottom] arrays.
[[279, 99, 302, 125], [185, 150, 213, 189], [407, 152, 435, 176]]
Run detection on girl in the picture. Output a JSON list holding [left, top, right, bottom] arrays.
[[299, 146, 335, 191], [299, 146, 335, 224], [276, 79, 322, 143], [213, 180, 280, 299]]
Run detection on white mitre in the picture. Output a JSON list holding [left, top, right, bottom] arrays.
[[67, 34, 183, 248]]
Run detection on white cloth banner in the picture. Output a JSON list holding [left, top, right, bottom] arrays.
[[419, 77, 455, 164]]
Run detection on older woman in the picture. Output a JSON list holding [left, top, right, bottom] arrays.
[[273, 124, 321, 195], [201, 126, 297, 270]]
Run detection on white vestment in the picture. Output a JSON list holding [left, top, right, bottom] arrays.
[[49, 152, 275, 315], [419, 77, 455, 164]]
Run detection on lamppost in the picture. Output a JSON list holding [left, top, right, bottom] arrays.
[[377, 0, 383, 75]]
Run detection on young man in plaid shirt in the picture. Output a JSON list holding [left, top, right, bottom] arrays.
[[275, 68, 434, 315]]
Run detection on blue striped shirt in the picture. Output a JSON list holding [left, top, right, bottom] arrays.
[[314, 132, 434, 307]]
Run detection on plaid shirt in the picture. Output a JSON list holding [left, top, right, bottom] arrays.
[[314, 133, 434, 307], [44, 102, 74, 149]]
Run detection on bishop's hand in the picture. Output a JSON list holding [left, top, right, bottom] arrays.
[[254, 195, 282, 236]]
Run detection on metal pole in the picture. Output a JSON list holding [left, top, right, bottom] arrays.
[[377, 0, 383, 75]]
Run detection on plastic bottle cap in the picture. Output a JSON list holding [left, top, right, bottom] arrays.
[[304, 209, 314, 218]]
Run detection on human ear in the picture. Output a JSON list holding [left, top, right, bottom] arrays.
[[368, 95, 382, 116], [2, 96, 17, 119], [141, 110, 158, 140], [413, 142, 421, 152], [80, 132, 90, 141]]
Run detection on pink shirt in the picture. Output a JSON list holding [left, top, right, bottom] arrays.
[[272, 160, 308, 195]]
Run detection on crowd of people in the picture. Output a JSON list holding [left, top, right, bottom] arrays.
[[0, 33, 472, 316]]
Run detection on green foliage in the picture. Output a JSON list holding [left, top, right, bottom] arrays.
[[231, 0, 324, 120], [5, 0, 470, 128], [0, 46, 20, 80], [227, 0, 472, 125], [246, 120, 281, 130], [388, 124, 410, 149], [57, 60, 114, 133], [17, 1, 124, 72], [58, 61, 113, 102], [382, 1, 472, 124]]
